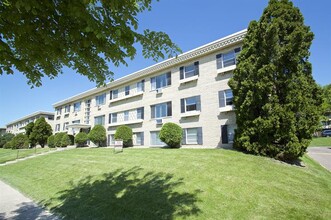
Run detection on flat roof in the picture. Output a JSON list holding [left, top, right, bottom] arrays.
[[53, 29, 247, 107], [6, 111, 55, 127]]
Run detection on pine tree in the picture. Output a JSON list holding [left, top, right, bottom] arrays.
[[229, 0, 322, 161], [30, 117, 53, 147]]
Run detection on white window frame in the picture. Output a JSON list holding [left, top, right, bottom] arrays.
[[216, 47, 241, 69]]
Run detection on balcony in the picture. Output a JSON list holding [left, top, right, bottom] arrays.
[[217, 65, 236, 75], [219, 105, 235, 113], [109, 91, 144, 104], [179, 75, 199, 84], [108, 119, 143, 127], [180, 110, 201, 118]]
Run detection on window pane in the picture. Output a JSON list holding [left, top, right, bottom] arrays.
[[186, 128, 198, 144], [184, 64, 195, 78], [155, 103, 167, 118], [225, 90, 233, 105], [223, 51, 236, 67], [113, 90, 118, 99], [124, 111, 129, 121], [150, 131, 165, 146], [185, 97, 197, 111]]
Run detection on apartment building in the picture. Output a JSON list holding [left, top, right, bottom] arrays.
[[6, 111, 55, 135], [52, 30, 246, 148]]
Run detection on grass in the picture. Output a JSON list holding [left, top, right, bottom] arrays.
[[0, 148, 330, 219], [0, 147, 56, 164], [309, 137, 331, 147]]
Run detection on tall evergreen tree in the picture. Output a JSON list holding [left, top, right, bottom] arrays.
[[25, 122, 36, 147], [30, 117, 53, 147], [229, 0, 322, 161]]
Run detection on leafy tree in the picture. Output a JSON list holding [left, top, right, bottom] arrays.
[[25, 122, 36, 147], [321, 84, 331, 115], [75, 132, 89, 147], [159, 123, 182, 148], [61, 134, 71, 148], [30, 117, 53, 147], [0, 0, 180, 87], [229, 0, 322, 161], [0, 133, 14, 148], [114, 126, 133, 148], [11, 134, 29, 149], [54, 132, 66, 147], [47, 135, 56, 148], [88, 125, 106, 147]]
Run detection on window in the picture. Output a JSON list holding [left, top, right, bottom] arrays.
[[219, 89, 233, 107], [181, 96, 201, 113], [151, 72, 171, 90], [63, 122, 69, 131], [151, 102, 172, 119], [216, 47, 241, 69], [73, 102, 81, 112], [55, 124, 60, 132], [94, 115, 105, 125], [182, 127, 203, 145], [64, 105, 70, 113], [56, 108, 62, 115], [180, 61, 199, 79], [108, 134, 115, 146], [137, 107, 144, 119], [150, 131, 165, 146], [125, 86, 130, 96], [109, 113, 118, 124], [124, 111, 129, 121], [137, 80, 145, 92], [96, 93, 106, 106], [72, 120, 80, 124], [221, 125, 235, 144], [134, 132, 144, 146], [110, 89, 118, 100]]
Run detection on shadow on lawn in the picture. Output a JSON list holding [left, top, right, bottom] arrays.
[[45, 167, 201, 220]]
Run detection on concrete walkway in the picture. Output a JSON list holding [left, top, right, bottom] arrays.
[[307, 147, 331, 171], [0, 180, 59, 220]]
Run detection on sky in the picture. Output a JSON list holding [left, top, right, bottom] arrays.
[[0, 0, 330, 127]]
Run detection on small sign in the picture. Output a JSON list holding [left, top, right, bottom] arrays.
[[114, 139, 123, 153]]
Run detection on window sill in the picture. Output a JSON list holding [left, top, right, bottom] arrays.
[[217, 65, 236, 74], [108, 119, 143, 127], [180, 110, 201, 118], [109, 91, 144, 104], [219, 105, 235, 112], [179, 75, 199, 84]]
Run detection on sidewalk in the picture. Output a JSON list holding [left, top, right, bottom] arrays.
[[307, 147, 331, 171], [0, 180, 59, 220]]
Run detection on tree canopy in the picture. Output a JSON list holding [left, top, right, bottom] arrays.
[[0, 0, 180, 87], [229, 0, 322, 161]]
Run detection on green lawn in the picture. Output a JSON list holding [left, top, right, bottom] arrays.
[[309, 137, 331, 147], [0, 148, 330, 219], [0, 147, 56, 164]]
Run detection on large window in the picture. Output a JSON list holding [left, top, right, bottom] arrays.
[[55, 124, 60, 131], [137, 107, 144, 119], [56, 108, 62, 115], [96, 93, 106, 106], [219, 89, 233, 107], [108, 134, 115, 146], [181, 96, 201, 113], [150, 131, 165, 146], [151, 72, 171, 90], [182, 127, 203, 145], [110, 89, 119, 100], [151, 102, 172, 119], [180, 61, 199, 79], [109, 113, 118, 124], [133, 132, 144, 146], [73, 102, 81, 112], [221, 125, 235, 144], [125, 86, 130, 96], [94, 115, 105, 125], [63, 122, 69, 131], [137, 80, 145, 92], [124, 111, 129, 121], [216, 47, 241, 69], [64, 105, 70, 113]]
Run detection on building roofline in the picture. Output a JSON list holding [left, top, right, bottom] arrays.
[[5, 111, 55, 127], [53, 29, 247, 107]]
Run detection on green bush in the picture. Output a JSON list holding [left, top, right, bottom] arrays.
[[0, 133, 15, 148], [11, 134, 29, 149], [47, 135, 56, 148], [68, 134, 75, 145], [54, 132, 66, 147], [88, 125, 106, 147], [75, 132, 88, 147], [61, 134, 71, 147], [3, 141, 13, 149], [30, 117, 53, 147], [114, 125, 133, 147], [159, 123, 182, 148]]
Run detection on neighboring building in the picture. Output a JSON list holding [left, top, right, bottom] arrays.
[[6, 111, 55, 135], [0, 128, 6, 136], [52, 30, 246, 148]]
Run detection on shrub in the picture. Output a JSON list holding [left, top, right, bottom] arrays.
[[114, 125, 133, 147], [61, 134, 71, 147], [88, 125, 106, 147], [68, 134, 75, 145], [75, 132, 88, 147], [3, 141, 13, 149], [11, 134, 29, 149], [47, 135, 56, 148], [0, 133, 15, 148], [159, 123, 182, 148], [30, 117, 53, 147], [54, 132, 66, 147]]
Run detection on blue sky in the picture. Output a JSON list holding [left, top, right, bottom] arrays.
[[0, 0, 330, 127]]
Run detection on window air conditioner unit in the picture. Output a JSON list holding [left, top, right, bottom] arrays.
[[156, 88, 163, 94], [156, 118, 163, 125], [98, 106, 101, 110]]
